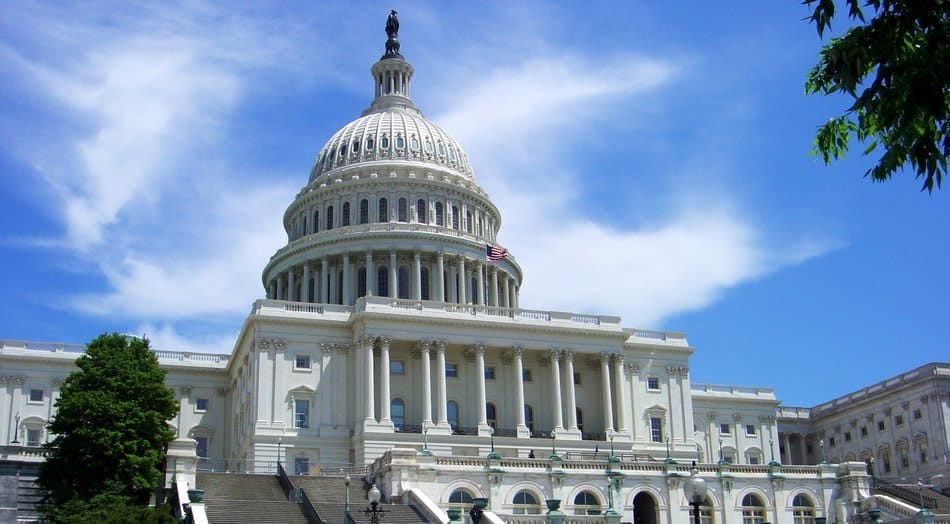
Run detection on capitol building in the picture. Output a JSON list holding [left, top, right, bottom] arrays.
[[1, 14, 947, 524]]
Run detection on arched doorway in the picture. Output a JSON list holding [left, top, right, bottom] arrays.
[[633, 492, 658, 524]]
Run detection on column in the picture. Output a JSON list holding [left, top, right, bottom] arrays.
[[342, 253, 351, 305], [413, 252, 422, 300], [490, 267, 499, 307], [321, 257, 329, 303], [476, 262, 485, 305], [783, 433, 792, 464], [600, 353, 615, 433], [365, 251, 374, 296], [436, 252, 445, 302], [436, 342, 448, 426], [277, 273, 286, 300], [501, 275, 510, 307], [272, 342, 286, 424], [268, 280, 277, 300], [447, 265, 457, 303], [379, 337, 392, 424], [390, 250, 398, 299], [513, 347, 527, 432], [287, 267, 296, 301], [458, 256, 467, 304], [563, 351, 578, 431], [510, 281, 518, 308], [420, 342, 432, 426], [798, 433, 808, 465], [364, 337, 375, 423], [474, 345, 488, 429], [613, 355, 629, 433], [550, 350, 564, 431], [301, 263, 310, 303]]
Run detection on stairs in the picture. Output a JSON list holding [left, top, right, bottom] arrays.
[[197, 472, 309, 524], [290, 476, 429, 523], [16, 476, 41, 523]]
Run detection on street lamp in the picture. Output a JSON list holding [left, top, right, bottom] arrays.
[[344, 474, 351, 522], [364, 483, 386, 524], [683, 462, 708, 524], [10, 413, 20, 444], [608, 429, 616, 458], [489, 425, 495, 454], [818, 439, 828, 464], [277, 437, 282, 472]]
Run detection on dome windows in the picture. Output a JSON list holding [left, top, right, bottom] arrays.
[[338, 144, 346, 160], [351, 140, 359, 154], [409, 136, 420, 151], [424, 139, 433, 154], [395, 135, 405, 150], [365, 137, 375, 150], [380, 135, 390, 149], [449, 148, 458, 161]]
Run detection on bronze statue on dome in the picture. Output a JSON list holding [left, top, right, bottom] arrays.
[[383, 10, 402, 58]]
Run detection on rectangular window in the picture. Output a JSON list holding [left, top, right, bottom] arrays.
[[294, 457, 311, 475], [445, 363, 458, 378], [647, 377, 660, 390], [390, 360, 405, 374], [720, 423, 731, 435], [860, 426, 868, 437], [26, 429, 41, 447], [294, 354, 311, 370], [913, 409, 922, 420], [650, 417, 663, 443], [573, 372, 581, 385], [484, 366, 496, 380], [195, 398, 209, 412], [722, 453, 734, 464], [522, 369, 532, 382], [844, 431, 852, 442], [294, 399, 310, 428], [748, 455, 760, 465], [829, 437, 836, 447], [894, 414, 904, 426], [877, 420, 885, 432], [28, 389, 44, 403], [195, 436, 209, 458], [745, 424, 756, 436]]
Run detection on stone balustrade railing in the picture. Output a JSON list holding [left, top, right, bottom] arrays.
[[1, 340, 229, 365]]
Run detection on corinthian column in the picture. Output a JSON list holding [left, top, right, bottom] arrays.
[[513, 346, 528, 437], [550, 350, 564, 431], [301, 263, 311, 303], [563, 351, 578, 431], [436, 252, 445, 302], [600, 353, 614, 433], [364, 337, 375, 424], [436, 342, 448, 428], [379, 337, 392, 425], [457, 256, 467, 304], [474, 345, 489, 433], [613, 355, 629, 434], [420, 342, 432, 426]]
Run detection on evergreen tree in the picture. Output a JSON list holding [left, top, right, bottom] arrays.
[[37, 333, 178, 520]]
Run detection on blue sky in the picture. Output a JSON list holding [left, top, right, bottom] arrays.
[[1, 1, 946, 407]]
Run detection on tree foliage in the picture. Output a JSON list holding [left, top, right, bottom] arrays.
[[38, 333, 177, 519], [804, 0, 950, 192]]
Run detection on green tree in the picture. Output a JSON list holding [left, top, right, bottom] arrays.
[[804, 0, 950, 192], [37, 333, 177, 520]]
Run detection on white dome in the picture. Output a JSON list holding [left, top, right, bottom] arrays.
[[308, 110, 475, 183]]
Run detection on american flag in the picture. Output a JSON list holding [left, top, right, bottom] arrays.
[[486, 244, 508, 262]]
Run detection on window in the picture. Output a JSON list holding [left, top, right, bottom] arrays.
[[294, 399, 310, 428], [378, 267, 389, 297], [829, 437, 836, 448], [449, 489, 474, 514], [445, 363, 458, 378], [741, 494, 766, 524], [894, 414, 904, 426], [792, 494, 815, 524], [647, 377, 660, 390], [435, 202, 444, 226], [342, 202, 351, 226], [358, 267, 367, 297], [525, 405, 535, 431], [416, 199, 427, 223], [351, 140, 359, 153], [913, 408, 922, 420], [424, 139, 433, 153], [451, 205, 460, 229], [365, 137, 374, 151], [398, 267, 410, 299], [295, 354, 311, 370], [466, 211, 473, 233], [650, 417, 663, 443], [392, 399, 405, 430], [447, 400, 459, 430], [576, 408, 584, 431], [746, 424, 756, 436], [860, 426, 868, 437], [485, 366, 496, 380], [573, 491, 600, 515], [381, 135, 390, 149], [512, 490, 541, 515], [195, 398, 210, 412], [326, 205, 334, 229], [877, 421, 885, 432], [486, 403, 497, 428], [390, 360, 405, 374], [522, 369, 532, 382], [398, 198, 408, 222], [409, 136, 419, 151], [844, 431, 852, 442], [573, 372, 581, 385], [917, 438, 929, 463], [26, 428, 41, 447], [395, 135, 405, 149], [294, 457, 310, 475], [313, 210, 319, 233], [360, 199, 369, 224], [748, 455, 761, 465], [195, 436, 209, 458], [420, 267, 430, 300], [28, 389, 44, 403], [720, 423, 732, 435], [378, 198, 389, 222]]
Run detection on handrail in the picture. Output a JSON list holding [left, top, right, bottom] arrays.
[[278, 462, 323, 524], [872, 477, 937, 509]]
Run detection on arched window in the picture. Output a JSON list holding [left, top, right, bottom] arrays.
[[741, 494, 766, 524], [378, 198, 389, 222], [466, 211, 473, 233], [451, 205, 460, 229], [392, 399, 405, 431], [416, 199, 427, 224], [449, 489, 474, 515], [792, 494, 815, 524], [634, 492, 660, 524], [360, 199, 369, 224], [365, 137, 374, 151], [398, 197, 408, 222], [378, 267, 389, 297], [381, 135, 390, 149], [342, 202, 351, 226], [513, 490, 542, 515], [486, 403, 497, 428], [573, 491, 600, 516], [435, 202, 444, 226], [302, 215, 307, 235], [576, 408, 584, 432], [447, 401, 459, 430], [420, 268, 430, 300], [357, 267, 367, 297], [524, 405, 534, 431], [351, 140, 359, 153], [398, 267, 410, 299], [395, 135, 405, 149], [313, 210, 319, 233], [326, 206, 334, 230], [699, 496, 714, 524]]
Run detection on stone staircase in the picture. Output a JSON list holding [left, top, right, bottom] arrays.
[[197, 472, 309, 524], [16, 476, 41, 523], [291, 476, 428, 523]]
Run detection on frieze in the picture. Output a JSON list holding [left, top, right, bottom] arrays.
[[0, 376, 8, 385], [666, 366, 689, 377], [707, 411, 718, 421], [624, 363, 639, 375], [14, 376, 25, 385], [181, 386, 192, 395], [733, 413, 743, 422], [463, 351, 476, 363]]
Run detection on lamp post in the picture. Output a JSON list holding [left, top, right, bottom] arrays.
[[683, 462, 708, 524], [364, 483, 386, 524], [489, 425, 495, 454], [10, 413, 20, 444], [422, 421, 429, 452], [277, 437, 282, 473], [608, 429, 616, 458], [344, 474, 351, 522], [819, 439, 827, 465]]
